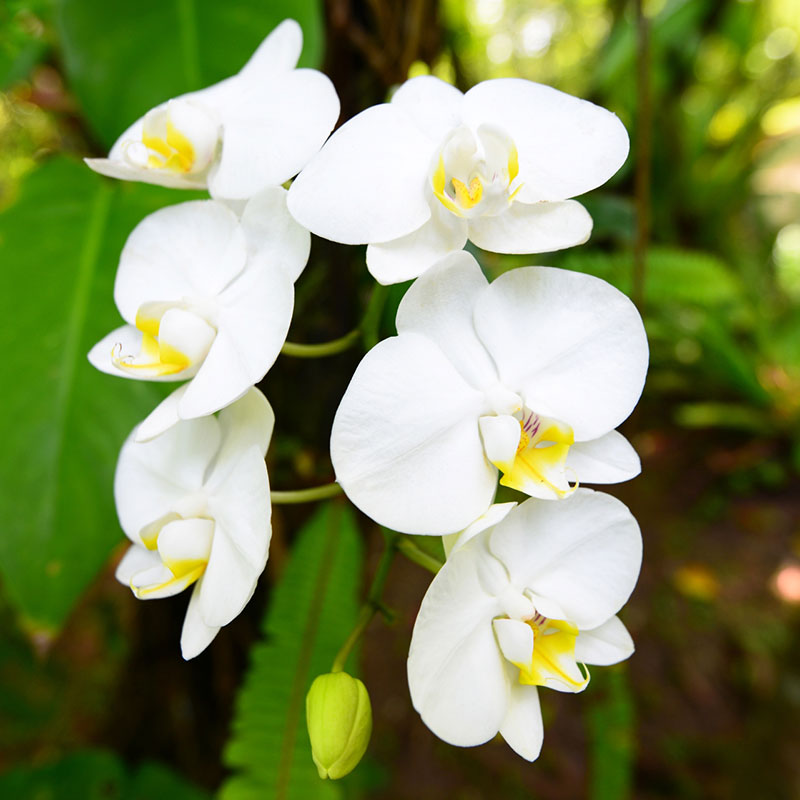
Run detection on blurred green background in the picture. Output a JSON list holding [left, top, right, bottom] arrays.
[[1, 0, 799, 798]]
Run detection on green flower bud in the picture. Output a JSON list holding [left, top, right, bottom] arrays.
[[306, 671, 372, 780]]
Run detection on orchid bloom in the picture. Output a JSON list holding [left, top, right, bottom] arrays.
[[287, 75, 628, 284], [330, 251, 648, 535], [114, 388, 273, 659], [88, 187, 308, 440], [408, 490, 641, 761], [85, 20, 340, 200]]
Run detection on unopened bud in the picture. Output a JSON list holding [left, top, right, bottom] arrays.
[[306, 671, 372, 780]]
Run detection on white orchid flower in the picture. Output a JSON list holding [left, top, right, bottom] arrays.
[[287, 75, 628, 284], [114, 388, 273, 659], [88, 187, 308, 440], [331, 251, 648, 535], [408, 490, 641, 761], [85, 19, 340, 200]]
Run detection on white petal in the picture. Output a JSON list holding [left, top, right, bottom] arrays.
[[331, 333, 494, 535], [479, 415, 521, 471], [115, 544, 160, 585], [239, 186, 310, 282], [489, 490, 642, 631], [390, 75, 464, 142], [208, 68, 340, 198], [575, 615, 634, 666], [395, 251, 497, 389], [493, 617, 534, 664], [443, 501, 517, 557], [157, 518, 214, 566], [177, 262, 293, 420], [463, 79, 629, 202], [114, 415, 221, 542], [88, 325, 187, 382], [135, 384, 190, 441], [473, 267, 648, 442], [129, 563, 189, 599], [408, 539, 508, 746], [366, 203, 468, 285], [114, 200, 246, 321], [213, 387, 275, 466], [198, 522, 262, 627], [499, 683, 544, 761], [84, 157, 205, 189], [468, 200, 592, 254], [207, 444, 272, 567], [567, 430, 641, 485], [237, 19, 302, 77], [287, 103, 435, 244], [181, 581, 220, 659]]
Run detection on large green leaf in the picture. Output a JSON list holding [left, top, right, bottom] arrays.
[[0, 749, 210, 799], [55, 0, 325, 147], [0, 157, 196, 633], [221, 502, 364, 800]]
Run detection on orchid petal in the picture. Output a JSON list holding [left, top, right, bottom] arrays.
[[467, 200, 592, 254], [443, 502, 517, 558], [287, 104, 435, 244], [115, 544, 160, 585], [489, 490, 642, 630], [181, 582, 220, 660], [207, 68, 340, 198], [114, 200, 246, 321], [395, 251, 497, 390], [463, 79, 629, 202], [390, 75, 464, 142], [239, 186, 311, 282], [567, 430, 641, 485], [331, 333, 494, 535], [575, 615, 635, 666], [498, 683, 544, 762], [474, 267, 648, 441], [114, 415, 220, 543], [408, 539, 508, 746], [366, 204, 468, 285]]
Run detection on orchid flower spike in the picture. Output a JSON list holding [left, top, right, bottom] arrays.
[[408, 490, 642, 761], [85, 20, 340, 200], [331, 251, 648, 535], [288, 75, 628, 284], [88, 186, 308, 440], [114, 388, 273, 659]]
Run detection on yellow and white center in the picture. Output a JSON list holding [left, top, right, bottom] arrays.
[[431, 123, 523, 219], [122, 98, 220, 176], [480, 408, 576, 500], [112, 300, 216, 378], [129, 511, 215, 600], [494, 613, 589, 693]]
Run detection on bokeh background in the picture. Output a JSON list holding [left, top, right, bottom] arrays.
[[1, 0, 799, 798]]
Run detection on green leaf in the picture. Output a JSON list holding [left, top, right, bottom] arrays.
[[221, 502, 364, 800], [0, 749, 210, 800], [55, 0, 325, 147], [587, 666, 635, 800], [559, 246, 745, 308], [0, 157, 197, 633]]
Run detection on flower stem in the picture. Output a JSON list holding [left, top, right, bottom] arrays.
[[360, 283, 390, 351], [270, 483, 343, 504], [280, 329, 360, 358], [332, 530, 398, 672], [396, 535, 443, 574]]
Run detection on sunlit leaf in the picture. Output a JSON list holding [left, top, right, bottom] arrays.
[[0, 157, 195, 632]]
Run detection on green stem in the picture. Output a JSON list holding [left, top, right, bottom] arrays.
[[270, 483, 343, 504], [360, 283, 390, 351], [331, 531, 398, 672], [396, 536, 443, 574], [280, 329, 360, 358]]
